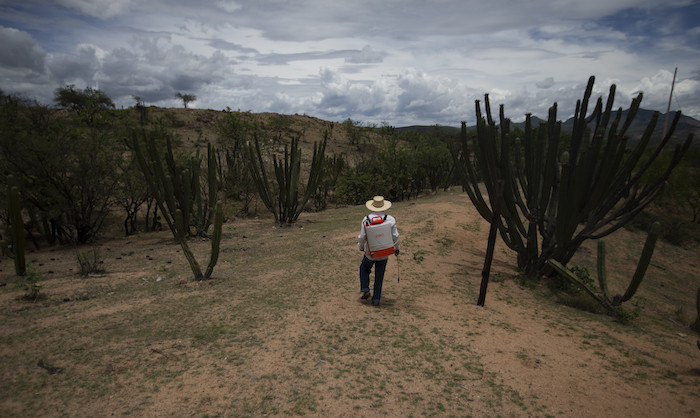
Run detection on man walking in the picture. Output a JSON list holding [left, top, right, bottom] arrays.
[[357, 196, 400, 306]]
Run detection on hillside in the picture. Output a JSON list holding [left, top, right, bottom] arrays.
[[133, 106, 698, 159], [142, 107, 378, 163]]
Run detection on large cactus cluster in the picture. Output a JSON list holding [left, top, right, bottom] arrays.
[[130, 127, 223, 280], [1, 175, 26, 276], [547, 222, 660, 315], [455, 76, 693, 276], [247, 130, 327, 224]]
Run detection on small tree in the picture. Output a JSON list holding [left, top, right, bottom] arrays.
[[175, 92, 196, 109], [343, 118, 367, 146], [1, 97, 120, 244], [132, 95, 149, 126], [113, 154, 151, 235], [54, 85, 114, 125]]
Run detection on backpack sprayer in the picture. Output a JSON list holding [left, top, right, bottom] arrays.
[[363, 215, 400, 282]]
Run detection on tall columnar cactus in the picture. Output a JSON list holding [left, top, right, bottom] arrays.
[[247, 130, 328, 224], [1, 175, 26, 276], [454, 76, 693, 276], [130, 128, 223, 280], [547, 222, 660, 314]]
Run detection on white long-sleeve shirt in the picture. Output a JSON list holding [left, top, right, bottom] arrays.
[[357, 211, 400, 261]]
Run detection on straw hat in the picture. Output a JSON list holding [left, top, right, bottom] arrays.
[[365, 196, 392, 211]]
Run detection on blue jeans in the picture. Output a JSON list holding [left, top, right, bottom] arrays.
[[360, 255, 387, 303]]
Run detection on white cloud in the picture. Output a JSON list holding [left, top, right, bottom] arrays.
[[56, 0, 134, 19], [48, 45, 100, 84], [536, 78, 555, 89], [345, 46, 384, 64], [0, 26, 46, 73], [0, 1, 698, 125]]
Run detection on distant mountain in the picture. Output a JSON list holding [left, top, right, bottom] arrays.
[[394, 125, 461, 136], [396, 109, 699, 147], [516, 108, 698, 147]]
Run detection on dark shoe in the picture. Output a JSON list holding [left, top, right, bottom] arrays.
[[361, 291, 371, 300], [372, 300, 380, 306]]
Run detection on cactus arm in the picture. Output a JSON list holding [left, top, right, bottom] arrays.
[[453, 120, 493, 220], [474, 99, 499, 203], [204, 201, 223, 279], [521, 115, 533, 202], [555, 153, 577, 248], [620, 221, 660, 303], [207, 142, 217, 229], [191, 157, 203, 232], [175, 209, 203, 280], [295, 132, 328, 222], [162, 174, 177, 226], [181, 169, 192, 234], [539, 118, 561, 214], [596, 239, 610, 302], [287, 139, 301, 221], [246, 133, 278, 222], [547, 259, 612, 310], [582, 111, 624, 217], [695, 287, 700, 332], [567, 76, 596, 165], [587, 134, 692, 241], [617, 93, 643, 138]]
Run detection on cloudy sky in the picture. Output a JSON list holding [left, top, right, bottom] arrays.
[[1, 0, 699, 127]]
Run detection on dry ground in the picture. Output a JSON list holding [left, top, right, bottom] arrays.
[[1, 189, 699, 417]]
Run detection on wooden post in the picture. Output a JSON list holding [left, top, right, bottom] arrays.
[[477, 180, 504, 307], [663, 67, 677, 138]]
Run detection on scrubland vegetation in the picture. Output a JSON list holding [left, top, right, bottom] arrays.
[[1, 80, 699, 416]]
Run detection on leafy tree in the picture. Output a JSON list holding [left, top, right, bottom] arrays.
[[335, 164, 380, 205], [643, 146, 700, 223], [1, 93, 122, 244], [334, 136, 409, 203], [410, 134, 454, 192], [54, 84, 114, 125], [268, 114, 293, 144], [175, 92, 196, 109], [343, 118, 368, 146]]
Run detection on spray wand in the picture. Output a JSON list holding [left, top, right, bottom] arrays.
[[395, 250, 400, 283]]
